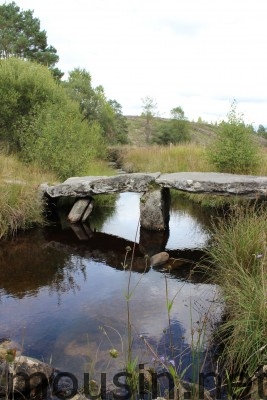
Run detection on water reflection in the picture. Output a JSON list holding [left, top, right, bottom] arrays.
[[0, 193, 221, 387]]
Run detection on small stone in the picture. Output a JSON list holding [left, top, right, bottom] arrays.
[[150, 252, 169, 267]]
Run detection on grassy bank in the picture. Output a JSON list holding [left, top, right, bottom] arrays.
[[111, 144, 267, 209], [0, 152, 116, 239], [0, 153, 58, 239], [118, 143, 212, 173], [206, 205, 267, 379], [116, 144, 267, 175]]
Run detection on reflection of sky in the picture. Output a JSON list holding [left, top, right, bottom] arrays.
[[167, 211, 210, 249], [0, 193, 220, 384], [0, 257, 221, 381], [100, 193, 142, 242], [100, 193, 210, 249]]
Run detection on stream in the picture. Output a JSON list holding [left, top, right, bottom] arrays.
[[0, 192, 222, 394]]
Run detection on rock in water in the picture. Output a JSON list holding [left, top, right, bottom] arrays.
[[150, 252, 169, 267]]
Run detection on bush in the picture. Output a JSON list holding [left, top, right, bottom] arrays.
[[20, 102, 105, 179], [207, 101, 259, 174], [152, 119, 190, 145], [0, 57, 106, 179], [0, 57, 63, 150]]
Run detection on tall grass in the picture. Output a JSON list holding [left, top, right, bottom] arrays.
[[0, 151, 116, 239], [206, 206, 267, 377], [0, 152, 57, 239], [120, 143, 267, 175], [121, 144, 212, 173]]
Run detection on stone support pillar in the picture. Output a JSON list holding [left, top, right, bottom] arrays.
[[140, 188, 170, 231]]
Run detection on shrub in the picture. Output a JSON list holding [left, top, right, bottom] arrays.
[[0, 57, 63, 150], [207, 101, 259, 174], [0, 57, 106, 179], [19, 102, 105, 179]]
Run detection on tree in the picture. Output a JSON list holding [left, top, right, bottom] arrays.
[[141, 96, 157, 143], [65, 68, 128, 144], [0, 2, 63, 79], [257, 124, 266, 137], [207, 100, 259, 174], [152, 106, 190, 145], [108, 99, 128, 144]]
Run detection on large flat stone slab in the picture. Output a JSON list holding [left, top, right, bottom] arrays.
[[43, 171, 267, 199], [45, 173, 161, 198], [156, 172, 267, 197]]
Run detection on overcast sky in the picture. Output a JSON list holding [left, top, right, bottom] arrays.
[[3, 0, 267, 126]]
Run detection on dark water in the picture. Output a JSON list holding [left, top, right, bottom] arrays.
[[0, 193, 222, 390]]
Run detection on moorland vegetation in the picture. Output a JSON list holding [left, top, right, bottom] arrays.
[[1, 2, 267, 397]]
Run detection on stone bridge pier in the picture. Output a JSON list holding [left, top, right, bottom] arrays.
[[139, 188, 170, 231], [41, 171, 267, 231], [65, 187, 171, 231]]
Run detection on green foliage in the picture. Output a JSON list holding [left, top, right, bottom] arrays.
[[65, 68, 128, 144], [0, 57, 63, 150], [152, 106, 190, 145], [206, 206, 267, 376], [141, 96, 158, 143], [257, 124, 267, 138], [108, 99, 128, 144], [0, 58, 105, 179], [19, 102, 105, 179], [0, 2, 63, 79], [207, 101, 259, 174]]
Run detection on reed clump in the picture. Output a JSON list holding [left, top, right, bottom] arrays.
[[206, 205, 267, 377]]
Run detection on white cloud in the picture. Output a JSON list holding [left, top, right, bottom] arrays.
[[3, 0, 267, 125]]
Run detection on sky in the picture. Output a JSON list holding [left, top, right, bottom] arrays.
[[3, 0, 267, 126]]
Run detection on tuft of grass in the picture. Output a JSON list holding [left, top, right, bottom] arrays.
[[206, 205, 267, 377]]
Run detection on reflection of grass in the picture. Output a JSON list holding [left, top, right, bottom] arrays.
[[89, 194, 118, 231]]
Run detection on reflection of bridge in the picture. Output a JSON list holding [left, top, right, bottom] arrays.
[[42, 172, 267, 231]]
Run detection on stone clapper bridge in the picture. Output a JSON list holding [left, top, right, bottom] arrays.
[[41, 171, 267, 232]]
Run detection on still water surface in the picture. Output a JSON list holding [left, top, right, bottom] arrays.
[[0, 193, 221, 387]]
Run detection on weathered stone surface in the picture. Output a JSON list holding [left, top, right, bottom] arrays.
[[140, 189, 170, 231], [139, 227, 169, 256], [68, 199, 91, 223], [43, 171, 267, 199], [156, 172, 267, 198], [70, 223, 90, 240], [45, 173, 161, 198], [82, 201, 94, 222], [150, 251, 170, 267], [0, 355, 53, 396]]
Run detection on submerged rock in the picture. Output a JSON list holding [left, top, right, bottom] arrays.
[[150, 251, 169, 267]]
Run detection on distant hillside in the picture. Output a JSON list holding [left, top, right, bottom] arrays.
[[125, 115, 267, 147], [125, 115, 218, 146]]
